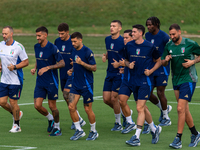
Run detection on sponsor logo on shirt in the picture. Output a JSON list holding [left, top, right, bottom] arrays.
[[169, 50, 172, 54], [151, 39, 154, 44], [110, 43, 114, 49], [181, 47, 185, 53], [39, 52, 43, 58], [136, 49, 140, 55], [62, 45, 65, 51], [184, 94, 188, 98]]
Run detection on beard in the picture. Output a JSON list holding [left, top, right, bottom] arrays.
[[172, 36, 180, 43]]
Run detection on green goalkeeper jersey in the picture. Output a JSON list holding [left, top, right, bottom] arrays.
[[161, 37, 200, 86]]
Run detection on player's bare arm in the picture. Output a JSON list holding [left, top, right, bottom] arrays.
[[145, 57, 162, 76], [102, 52, 108, 62], [76, 56, 97, 72], [111, 58, 120, 68], [162, 55, 172, 66], [7, 59, 29, 71], [119, 58, 126, 67], [67, 68, 73, 76], [124, 59, 135, 69], [182, 55, 200, 68], [31, 62, 37, 75]]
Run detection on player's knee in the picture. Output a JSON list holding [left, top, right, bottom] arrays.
[[34, 103, 42, 110], [136, 105, 144, 113], [119, 98, 126, 107], [0, 100, 7, 107], [103, 97, 110, 104], [68, 103, 76, 112], [177, 105, 184, 113]]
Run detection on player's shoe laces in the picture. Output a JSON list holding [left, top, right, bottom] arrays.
[[151, 125, 162, 144], [159, 105, 172, 122], [159, 118, 171, 126], [70, 129, 86, 140], [189, 132, 200, 147], [71, 118, 86, 130], [142, 123, 150, 134], [111, 122, 123, 131], [86, 130, 99, 140], [49, 128, 62, 136], [126, 135, 141, 146], [9, 124, 21, 133], [169, 137, 182, 149], [121, 122, 136, 134], [47, 120, 54, 133]]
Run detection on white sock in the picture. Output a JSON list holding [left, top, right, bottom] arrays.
[[74, 121, 82, 131], [126, 116, 133, 124], [156, 101, 162, 110], [163, 110, 169, 119], [120, 107, 125, 117], [149, 121, 156, 133], [54, 122, 60, 130], [45, 113, 54, 120], [135, 128, 142, 139], [115, 113, 121, 125], [90, 122, 97, 132], [76, 110, 83, 121]]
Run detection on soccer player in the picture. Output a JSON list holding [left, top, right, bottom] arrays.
[[67, 32, 98, 141], [162, 23, 200, 149], [54, 23, 86, 130], [102, 20, 125, 131], [143, 17, 172, 133], [0, 26, 28, 133], [31, 26, 65, 136], [125, 24, 162, 146]]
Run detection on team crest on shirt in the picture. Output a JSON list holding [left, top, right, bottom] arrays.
[[136, 49, 140, 55], [110, 43, 114, 49], [181, 47, 185, 53], [62, 45, 65, 51], [151, 39, 154, 44], [10, 49, 14, 55], [75, 55, 78, 61], [39, 52, 43, 58]]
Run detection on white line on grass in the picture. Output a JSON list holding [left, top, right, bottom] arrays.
[[0, 145, 37, 150]]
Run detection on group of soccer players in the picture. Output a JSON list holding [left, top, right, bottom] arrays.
[[0, 16, 200, 148]]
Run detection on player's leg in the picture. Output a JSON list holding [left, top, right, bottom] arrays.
[[0, 83, 12, 112], [103, 75, 113, 108]]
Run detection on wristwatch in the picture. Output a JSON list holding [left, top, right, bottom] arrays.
[[14, 65, 17, 70]]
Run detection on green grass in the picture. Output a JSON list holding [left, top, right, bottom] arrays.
[[1, 54, 200, 149], [0, 0, 200, 34]]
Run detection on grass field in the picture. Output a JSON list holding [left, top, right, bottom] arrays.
[[1, 53, 200, 149]]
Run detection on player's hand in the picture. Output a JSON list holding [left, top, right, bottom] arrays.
[[119, 68, 124, 74], [129, 61, 135, 69], [182, 59, 195, 68], [119, 58, 125, 67], [165, 55, 172, 62], [70, 58, 73, 66], [111, 59, 120, 68], [38, 66, 49, 76], [67, 69, 73, 76], [144, 69, 152, 76], [76, 56, 83, 65], [7, 64, 14, 71], [102, 53, 107, 62], [30, 68, 36, 75]]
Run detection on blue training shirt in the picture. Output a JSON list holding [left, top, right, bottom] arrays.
[[125, 40, 160, 86], [34, 41, 63, 87], [105, 35, 125, 74], [71, 45, 96, 89], [145, 30, 170, 76], [54, 36, 73, 80]]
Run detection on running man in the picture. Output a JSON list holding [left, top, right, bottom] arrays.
[[31, 26, 65, 136], [0, 26, 29, 133], [162, 23, 200, 149]]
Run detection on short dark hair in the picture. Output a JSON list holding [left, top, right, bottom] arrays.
[[3, 26, 14, 33], [169, 23, 181, 31], [124, 29, 132, 37], [71, 32, 82, 39], [111, 20, 122, 27], [57, 23, 69, 32], [132, 24, 145, 36], [146, 16, 161, 29], [36, 26, 48, 35]]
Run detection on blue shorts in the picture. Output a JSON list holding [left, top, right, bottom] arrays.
[[118, 80, 132, 97], [34, 84, 58, 100], [61, 78, 72, 91], [153, 75, 168, 87], [103, 74, 122, 93], [0, 83, 22, 100], [173, 82, 196, 102], [132, 84, 153, 101], [70, 84, 93, 104]]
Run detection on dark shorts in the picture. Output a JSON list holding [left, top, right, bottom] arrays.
[[173, 82, 196, 102], [103, 74, 122, 93], [70, 84, 93, 104], [34, 84, 58, 100], [118, 80, 132, 97], [132, 84, 153, 101], [153, 75, 168, 87], [61, 77, 73, 91], [0, 83, 22, 100]]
